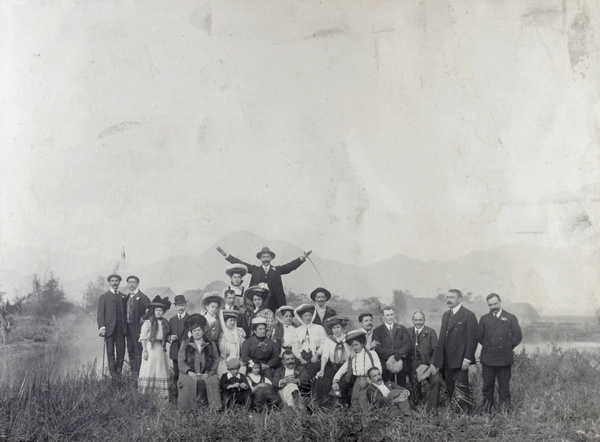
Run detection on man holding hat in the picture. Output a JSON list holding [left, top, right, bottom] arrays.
[[365, 367, 411, 414], [125, 275, 151, 375], [216, 245, 312, 313], [310, 287, 337, 326], [169, 294, 190, 381], [97, 274, 128, 377], [372, 306, 412, 388]]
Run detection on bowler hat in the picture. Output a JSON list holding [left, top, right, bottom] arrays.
[[107, 274, 122, 282], [225, 263, 248, 278], [310, 287, 331, 302], [174, 295, 187, 304], [126, 275, 140, 283], [256, 247, 276, 259]]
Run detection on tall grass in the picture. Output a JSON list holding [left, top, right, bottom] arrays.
[[1, 319, 600, 442]]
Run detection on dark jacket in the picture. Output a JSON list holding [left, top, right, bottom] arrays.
[[407, 325, 438, 365], [272, 365, 311, 390], [168, 313, 190, 360], [126, 290, 151, 334], [178, 338, 218, 375], [97, 290, 128, 337], [220, 373, 250, 392], [226, 255, 305, 312], [477, 310, 522, 366], [312, 305, 337, 327], [433, 305, 478, 370], [241, 335, 281, 369], [372, 323, 412, 372]]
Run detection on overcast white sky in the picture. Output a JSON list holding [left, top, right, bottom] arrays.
[[1, 1, 599, 273]]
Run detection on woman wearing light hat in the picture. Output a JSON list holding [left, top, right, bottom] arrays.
[[312, 316, 352, 406], [138, 295, 172, 399], [217, 309, 246, 376], [291, 304, 328, 378]]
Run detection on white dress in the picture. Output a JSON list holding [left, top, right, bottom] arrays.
[[138, 318, 170, 398]]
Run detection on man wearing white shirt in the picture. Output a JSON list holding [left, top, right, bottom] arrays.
[[97, 274, 128, 377], [432, 289, 478, 413], [168, 295, 190, 381], [125, 275, 150, 375]]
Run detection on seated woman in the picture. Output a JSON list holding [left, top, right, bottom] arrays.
[[312, 316, 352, 406], [177, 314, 221, 410], [200, 291, 225, 343], [245, 358, 281, 411], [291, 304, 328, 378], [138, 295, 172, 399], [217, 309, 246, 376], [244, 286, 275, 338], [240, 317, 280, 379], [331, 329, 382, 410], [271, 305, 298, 355]]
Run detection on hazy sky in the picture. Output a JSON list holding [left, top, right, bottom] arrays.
[[1, 0, 599, 272]]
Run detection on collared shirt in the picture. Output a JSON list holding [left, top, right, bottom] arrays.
[[451, 304, 462, 316], [385, 322, 394, 332], [494, 308, 503, 318], [130, 289, 138, 295], [262, 265, 271, 274], [414, 326, 424, 335], [376, 382, 391, 397], [284, 366, 295, 377]]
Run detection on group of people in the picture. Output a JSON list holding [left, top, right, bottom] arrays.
[[97, 246, 523, 414]]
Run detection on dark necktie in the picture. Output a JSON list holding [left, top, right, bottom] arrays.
[[449, 309, 454, 318]]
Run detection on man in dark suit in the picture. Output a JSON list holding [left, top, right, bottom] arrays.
[[372, 306, 412, 388], [432, 289, 478, 413], [125, 275, 150, 375], [216, 246, 312, 312], [97, 274, 128, 377], [168, 295, 190, 381], [477, 293, 522, 413], [407, 311, 441, 411], [310, 287, 337, 326]]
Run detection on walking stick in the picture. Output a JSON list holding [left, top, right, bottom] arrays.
[[101, 338, 106, 377], [306, 255, 327, 289]]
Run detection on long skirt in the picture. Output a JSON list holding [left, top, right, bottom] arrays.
[[138, 344, 169, 399], [177, 372, 221, 411]]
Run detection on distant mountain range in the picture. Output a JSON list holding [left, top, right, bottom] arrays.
[[0, 232, 596, 315]]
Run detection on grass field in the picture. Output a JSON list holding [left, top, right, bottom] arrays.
[[1, 316, 600, 441]]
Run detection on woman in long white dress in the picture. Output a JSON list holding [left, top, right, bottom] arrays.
[[138, 295, 171, 399], [217, 309, 246, 375]]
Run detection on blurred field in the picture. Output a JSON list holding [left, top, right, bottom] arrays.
[[1, 316, 600, 441]]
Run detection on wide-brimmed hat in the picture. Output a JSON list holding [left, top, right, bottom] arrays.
[[245, 285, 269, 301], [310, 287, 331, 302], [221, 309, 239, 320], [388, 388, 410, 403], [173, 295, 187, 305], [256, 247, 276, 259], [275, 305, 296, 323], [226, 358, 241, 370], [225, 263, 248, 278], [107, 274, 122, 282], [126, 275, 140, 283], [386, 356, 404, 374], [148, 295, 171, 311], [323, 316, 350, 329], [295, 304, 316, 317], [416, 364, 431, 382], [201, 291, 225, 310], [345, 329, 366, 343], [185, 313, 207, 331]]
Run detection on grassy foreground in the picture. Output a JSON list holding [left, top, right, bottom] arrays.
[[1, 321, 600, 441]]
